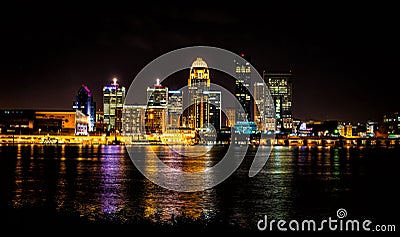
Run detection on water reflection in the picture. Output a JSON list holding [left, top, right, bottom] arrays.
[[141, 145, 218, 224], [0, 144, 398, 229], [99, 145, 127, 215]]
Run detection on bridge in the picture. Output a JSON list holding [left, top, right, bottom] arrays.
[[273, 136, 400, 148]]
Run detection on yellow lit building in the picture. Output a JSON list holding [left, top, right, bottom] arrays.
[[35, 111, 76, 135], [145, 79, 168, 134], [188, 58, 211, 130]]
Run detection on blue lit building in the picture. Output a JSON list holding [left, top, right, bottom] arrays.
[[233, 121, 258, 134], [73, 84, 96, 132]]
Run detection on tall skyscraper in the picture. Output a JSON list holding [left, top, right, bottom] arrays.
[[103, 78, 126, 134], [205, 90, 221, 130], [73, 84, 96, 132], [263, 72, 293, 133], [254, 82, 275, 131], [168, 90, 183, 129], [145, 79, 168, 134], [187, 57, 222, 131], [234, 54, 252, 121], [188, 57, 211, 130]]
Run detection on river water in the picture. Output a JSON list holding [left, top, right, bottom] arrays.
[[0, 144, 398, 233]]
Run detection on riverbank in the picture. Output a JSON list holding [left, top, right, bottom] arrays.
[[1, 134, 399, 149]]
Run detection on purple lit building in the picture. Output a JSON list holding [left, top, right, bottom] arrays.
[[73, 84, 96, 132]]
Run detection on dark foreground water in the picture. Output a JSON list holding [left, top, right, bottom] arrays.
[[0, 144, 399, 234]]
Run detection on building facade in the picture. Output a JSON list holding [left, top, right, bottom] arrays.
[[186, 58, 222, 131], [145, 79, 168, 134], [168, 90, 183, 129], [103, 78, 126, 134], [263, 72, 293, 133], [234, 54, 252, 121], [0, 109, 84, 136], [254, 82, 275, 132], [73, 84, 96, 132], [205, 90, 221, 130], [75, 110, 89, 136], [383, 112, 400, 135], [34, 111, 76, 135], [225, 107, 237, 128], [187, 58, 211, 130], [122, 105, 146, 136], [0, 110, 35, 135]]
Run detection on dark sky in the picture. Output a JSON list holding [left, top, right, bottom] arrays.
[[1, 3, 399, 123]]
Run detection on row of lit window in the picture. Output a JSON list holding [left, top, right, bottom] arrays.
[[235, 66, 251, 73]]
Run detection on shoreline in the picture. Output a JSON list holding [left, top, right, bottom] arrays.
[[1, 134, 399, 148]]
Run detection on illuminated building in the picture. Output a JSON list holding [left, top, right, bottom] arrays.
[[234, 54, 252, 121], [187, 57, 211, 130], [75, 110, 89, 136], [292, 118, 301, 135], [225, 107, 237, 127], [345, 124, 353, 137], [366, 121, 376, 137], [187, 57, 222, 131], [73, 84, 96, 132], [103, 78, 126, 134], [337, 124, 345, 137], [0, 110, 81, 135], [254, 82, 275, 131], [168, 90, 183, 129], [233, 121, 258, 134], [205, 90, 221, 130], [34, 111, 76, 135], [145, 79, 168, 134], [94, 109, 105, 134], [0, 110, 35, 134], [263, 72, 293, 133], [122, 105, 146, 136], [383, 112, 400, 134]]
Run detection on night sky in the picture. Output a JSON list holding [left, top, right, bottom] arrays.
[[1, 3, 399, 123]]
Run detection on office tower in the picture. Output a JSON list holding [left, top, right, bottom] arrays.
[[73, 84, 96, 132], [205, 90, 221, 130], [168, 90, 183, 129], [263, 72, 293, 133], [103, 78, 126, 133], [122, 105, 146, 136], [186, 57, 222, 131], [254, 82, 275, 131], [145, 79, 168, 134], [187, 57, 211, 130], [234, 54, 252, 121]]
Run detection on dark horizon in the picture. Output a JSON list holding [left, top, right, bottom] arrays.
[[1, 3, 399, 123]]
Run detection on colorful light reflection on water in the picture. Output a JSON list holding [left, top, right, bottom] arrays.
[[0, 144, 398, 230]]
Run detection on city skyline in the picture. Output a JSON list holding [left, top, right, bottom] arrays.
[[1, 4, 399, 123], [1, 57, 397, 126]]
